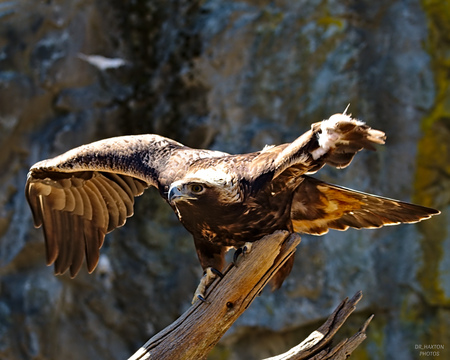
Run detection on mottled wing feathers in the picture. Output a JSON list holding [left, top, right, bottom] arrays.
[[270, 114, 386, 178], [26, 170, 149, 276], [251, 114, 438, 237], [291, 176, 440, 235], [25, 134, 192, 277], [29, 135, 187, 186]]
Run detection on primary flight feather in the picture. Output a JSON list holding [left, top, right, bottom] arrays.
[[26, 113, 439, 292]]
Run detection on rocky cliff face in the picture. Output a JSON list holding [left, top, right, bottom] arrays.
[[0, 1, 448, 359]]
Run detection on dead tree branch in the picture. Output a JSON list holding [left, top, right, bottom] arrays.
[[128, 231, 372, 360], [263, 291, 373, 360]]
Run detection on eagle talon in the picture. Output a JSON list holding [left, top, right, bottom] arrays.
[[232, 247, 243, 266], [233, 242, 253, 267], [197, 294, 209, 304], [191, 267, 221, 304], [210, 267, 224, 279]]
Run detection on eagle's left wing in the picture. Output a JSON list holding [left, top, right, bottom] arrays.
[[291, 176, 440, 235], [264, 113, 386, 179]]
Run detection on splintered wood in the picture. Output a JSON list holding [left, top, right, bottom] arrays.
[[128, 231, 372, 360]]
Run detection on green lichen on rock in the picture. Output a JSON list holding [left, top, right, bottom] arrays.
[[317, 15, 345, 29], [418, 0, 450, 183], [409, 1, 450, 354], [415, 0, 450, 307]]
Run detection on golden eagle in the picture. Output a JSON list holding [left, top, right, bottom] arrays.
[[25, 113, 439, 300]]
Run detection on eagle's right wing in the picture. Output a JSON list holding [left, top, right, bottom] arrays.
[[26, 134, 194, 277]]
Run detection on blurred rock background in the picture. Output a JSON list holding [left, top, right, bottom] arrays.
[[0, 0, 448, 359]]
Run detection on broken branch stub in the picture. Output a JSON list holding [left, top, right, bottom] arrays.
[[263, 291, 373, 360]]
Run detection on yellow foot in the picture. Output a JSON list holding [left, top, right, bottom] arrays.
[[232, 242, 253, 266], [192, 267, 223, 304]]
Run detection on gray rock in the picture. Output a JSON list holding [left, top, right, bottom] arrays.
[[0, 1, 447, 359]]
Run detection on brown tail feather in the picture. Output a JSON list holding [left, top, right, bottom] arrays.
[[269, 254, 295, 291]]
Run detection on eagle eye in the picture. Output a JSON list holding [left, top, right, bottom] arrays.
[[190, 184, 204, 194]]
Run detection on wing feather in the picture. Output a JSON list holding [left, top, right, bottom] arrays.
[[84, 178, 109, 234], [100, 173, 135, 218], [70, 187, 84, 216], [83, 224, 104, 274], [69, 217, 86, 277], [40, 196, 58, 264], [291, 176, 440, 235], [99, 175, 128, 229], [54, 211, 73, 275], [256, 113, 387, 180], [77, 186, 92, 221], [25, 134, 212, 276], [62, 188, 76, 212], [91, 175, 120, 232], [103, 173, 134, 209]]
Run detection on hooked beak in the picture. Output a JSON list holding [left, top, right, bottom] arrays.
[[168, 184, 195, 203]]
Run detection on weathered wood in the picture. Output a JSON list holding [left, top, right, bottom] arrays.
[[263, 291, 373, 360], [129, 231, 301, 360], [128, 231, 372, 360], [312, 314, 374, 360]]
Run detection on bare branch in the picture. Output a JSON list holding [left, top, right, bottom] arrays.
[[128, 231, 372, 360], [263, 292, 373, 360], [129, 231, 301, 360]]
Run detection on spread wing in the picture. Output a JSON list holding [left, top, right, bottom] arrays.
[[243, 113, 386, 181], [25, 134, 221, 277], [26, 171, 149, 276], [242, 113, 438, 234], [291, 176, 440, 235]]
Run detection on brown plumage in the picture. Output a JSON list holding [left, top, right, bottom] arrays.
[[25, 113, 439, 290]]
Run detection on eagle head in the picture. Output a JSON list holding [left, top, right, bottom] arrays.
[[168, 168, 243, 205]]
